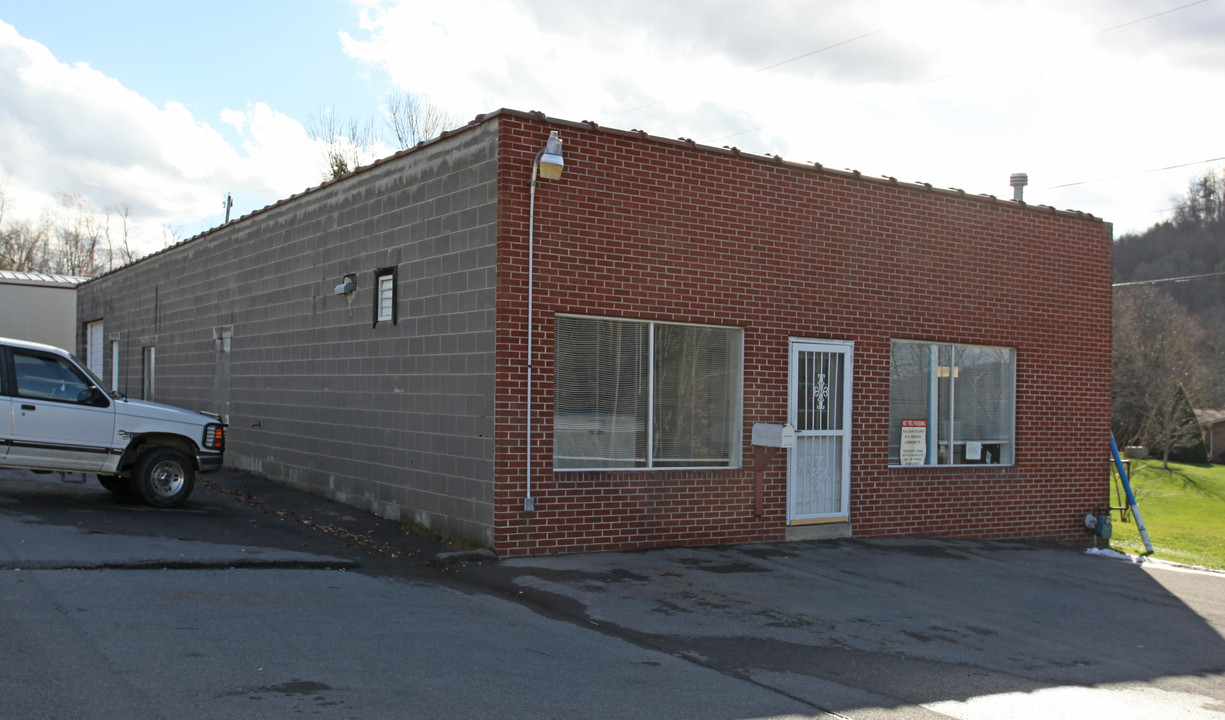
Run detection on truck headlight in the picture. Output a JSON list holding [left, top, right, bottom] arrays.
[[203, 424, 226, 451]]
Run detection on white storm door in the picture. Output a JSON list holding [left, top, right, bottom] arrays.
[[787, 339, 853, 523]]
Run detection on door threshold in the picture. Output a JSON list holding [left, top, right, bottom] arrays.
[[789, 516, 848, 526], [785, 520, 851, 541]]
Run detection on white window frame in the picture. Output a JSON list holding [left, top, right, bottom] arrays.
[[374, 267, 397, 326], [377, 276, 394, 322], [888, 340, 1016, 467], [553, 314, 744, 471]]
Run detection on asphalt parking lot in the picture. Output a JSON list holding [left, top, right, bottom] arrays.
[[4, 466, 1224, 719], [480, 538, 1225, 718]]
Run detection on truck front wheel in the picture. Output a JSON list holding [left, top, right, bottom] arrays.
[[134, 448, 195, 508]]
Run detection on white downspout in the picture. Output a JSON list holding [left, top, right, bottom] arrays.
[[525, 157, 540, 512], [524, 130, 564, 513]]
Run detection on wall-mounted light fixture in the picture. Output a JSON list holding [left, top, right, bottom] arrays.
[[537, 131, 565, 180], [334, 273, 357, 295], [525, 130, 566, 512]]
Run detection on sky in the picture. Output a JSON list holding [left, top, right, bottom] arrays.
[[1, 0, 1223, 257]]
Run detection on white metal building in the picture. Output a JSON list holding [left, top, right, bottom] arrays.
[[0, 270, 86, 351]]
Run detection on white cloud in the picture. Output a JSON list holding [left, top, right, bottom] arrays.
[[340, 0, 1225, 235], [228, 103, 324, 195], [3, 0, 1223, 257], [220, 108, 247, 134], [0, 21, 324, 255]]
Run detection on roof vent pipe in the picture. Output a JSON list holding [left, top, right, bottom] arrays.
[[1010, 172, 1028, 202]]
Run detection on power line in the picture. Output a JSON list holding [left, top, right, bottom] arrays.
[[1088, 0, 1210, 37], [1044, 156, 1225, 190], [750, 2, 976, 75], [755, 0, 977, 74], [708, 126, 767, 143], [601, 0, 975, 123], [1114, 270, 1225, 288], [602, 0, 1217, 180]]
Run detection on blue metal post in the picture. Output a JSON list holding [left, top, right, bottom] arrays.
[[1110, 433, 1154, 554]]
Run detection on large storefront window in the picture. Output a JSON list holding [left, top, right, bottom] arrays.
[[554, 315, 743, 470], [889, 341, 1015, 466]]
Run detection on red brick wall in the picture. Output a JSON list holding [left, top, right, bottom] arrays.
[[493, 112, 1112, 556]]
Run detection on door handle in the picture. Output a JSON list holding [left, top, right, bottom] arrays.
[[21, 405, 35, 411]]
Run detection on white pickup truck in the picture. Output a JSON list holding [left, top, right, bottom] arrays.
[[1, 336, 225, 507]]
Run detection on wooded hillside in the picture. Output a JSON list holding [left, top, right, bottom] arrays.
[[1113, 167, 1225, 457]]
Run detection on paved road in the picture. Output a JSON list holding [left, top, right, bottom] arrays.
[[3, 467, 1224, 719]]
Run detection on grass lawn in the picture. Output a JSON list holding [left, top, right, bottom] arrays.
[[1109, 459, 1225, 571]]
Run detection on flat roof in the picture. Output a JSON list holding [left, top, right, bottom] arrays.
[[0, 270, 87, 288]]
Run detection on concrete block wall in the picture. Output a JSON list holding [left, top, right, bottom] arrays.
[[78, 120, 501, 544], [493, 113, 1113, 556]]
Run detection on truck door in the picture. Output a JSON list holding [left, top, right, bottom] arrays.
[[7, 349, 115, 472]]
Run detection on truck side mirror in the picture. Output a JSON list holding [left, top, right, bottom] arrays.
[[78, 387, 109, 407]]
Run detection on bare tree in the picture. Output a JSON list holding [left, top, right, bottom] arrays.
[[1172, 167, 1225, 227], [306, 106, 380, 181], [106, 203, 139, 269], [161, 223, 182, 248], [385, 92, 458, 149], [1113, 284, 1206, 467], [1, 178, 46, 271], [0, 219, 49, 272], [2, 175, 146, 276], [45, 192, 106, 277], [306, 95, 459, 181]]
